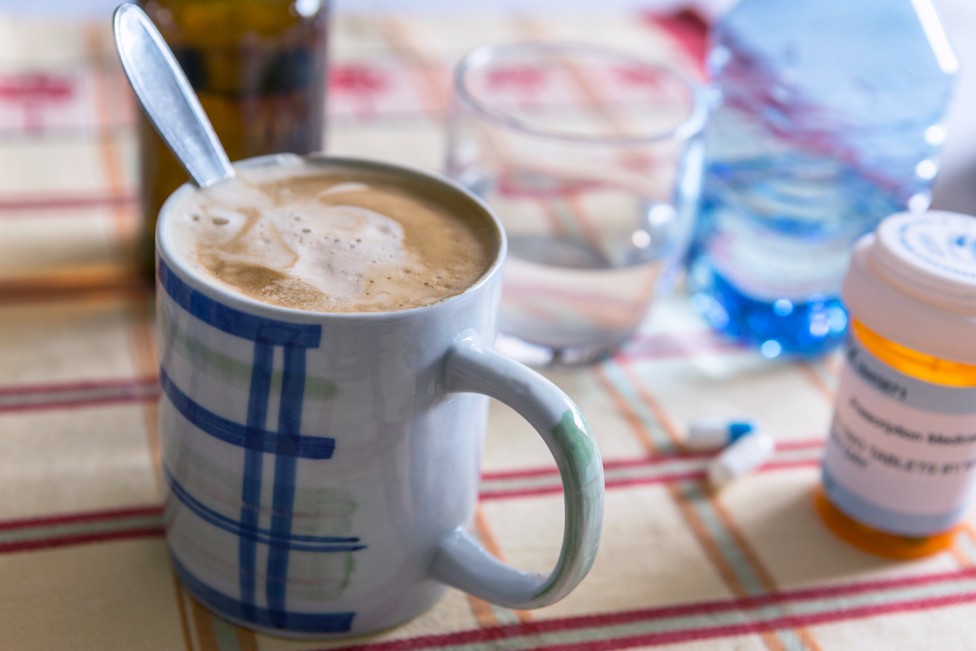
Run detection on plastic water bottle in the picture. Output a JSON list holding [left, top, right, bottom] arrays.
[[687, 0, 958, 358]]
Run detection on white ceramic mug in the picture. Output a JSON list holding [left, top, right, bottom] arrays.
[[155, 155, 605, 637]]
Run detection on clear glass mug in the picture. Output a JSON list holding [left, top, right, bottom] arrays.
[[446, 41, 707, 366]]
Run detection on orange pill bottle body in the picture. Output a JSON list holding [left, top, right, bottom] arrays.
[[818, 211, 976, 559]]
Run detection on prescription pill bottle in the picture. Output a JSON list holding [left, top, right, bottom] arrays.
[[817, 211, 976, 559]]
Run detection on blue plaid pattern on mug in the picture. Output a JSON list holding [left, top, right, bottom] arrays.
[[158, 259, 364, 633]]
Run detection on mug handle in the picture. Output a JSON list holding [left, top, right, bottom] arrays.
[[430, 331, 605, 609]]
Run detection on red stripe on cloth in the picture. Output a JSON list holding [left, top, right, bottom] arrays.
[[0, 392, 159, 414], [566, 593, 976, 651], [0, 376, 160, 413], [0, 193, 135, 213], [538, 593, 976, 650], [481, 470, 709, 501], [0, 527, 165, 554], [0, 505, 163, 531], [0, 376, 158, 397], [640, 9, 710, 75], [480, 458, 821, 501], [482, 452, 712, 481], [318, 570, 976, 651], [754, 567, 976, 604], [481, 438, 824, 482], [774, 439, 825, 452]]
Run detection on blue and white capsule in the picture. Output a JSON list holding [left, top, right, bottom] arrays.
[[708, 429, 776, 488], [685, 420, 758, 451]]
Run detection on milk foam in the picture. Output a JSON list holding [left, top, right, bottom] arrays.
[[169, 162, 494, 313]]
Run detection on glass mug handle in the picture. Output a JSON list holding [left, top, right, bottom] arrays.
[[433, 331, 605, 609]]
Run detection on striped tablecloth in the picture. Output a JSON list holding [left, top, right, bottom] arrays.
[[2, 7, 976, 651]]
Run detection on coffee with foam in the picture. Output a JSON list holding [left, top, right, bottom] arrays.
[[167, 160, 496, 313]]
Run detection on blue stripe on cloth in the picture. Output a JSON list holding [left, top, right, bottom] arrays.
[[170, 553, 356, 634], [158, 259, 322, 348], [682, 481, 766, 595], [240, 340, 273, 621], [267, 344, 307, 629], [164, 466, 365, 551], [159, 368, 335, 459]]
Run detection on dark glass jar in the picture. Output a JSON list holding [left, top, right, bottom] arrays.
[[137, 0, 328, 278]]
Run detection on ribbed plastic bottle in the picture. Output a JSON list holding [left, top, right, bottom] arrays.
[[687, 0, 958, 358], [818, 211, 976, 559]]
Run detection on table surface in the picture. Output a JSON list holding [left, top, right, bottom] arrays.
[[2, 7, 976, 651]]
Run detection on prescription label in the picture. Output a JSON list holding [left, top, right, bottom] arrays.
[[822, 339, 976, 536]]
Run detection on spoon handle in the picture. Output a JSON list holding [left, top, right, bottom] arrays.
[[113, 3, 234, 187]]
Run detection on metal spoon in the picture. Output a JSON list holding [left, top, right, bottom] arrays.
[[113, 2, 234, 187]]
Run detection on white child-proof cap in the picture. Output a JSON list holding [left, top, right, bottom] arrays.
[[842, 211, 976, 364]]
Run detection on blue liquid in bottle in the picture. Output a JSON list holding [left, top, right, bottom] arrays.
[[687, 0, 957, 358]]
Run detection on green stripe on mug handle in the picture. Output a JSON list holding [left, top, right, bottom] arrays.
[[432, 331, 605, 609]]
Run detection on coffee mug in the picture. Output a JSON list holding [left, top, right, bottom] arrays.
[[155, 155, 605, 637]]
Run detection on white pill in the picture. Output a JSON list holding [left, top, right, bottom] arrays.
[[707, 429, 775, 488], [685, 419, 757, 451]]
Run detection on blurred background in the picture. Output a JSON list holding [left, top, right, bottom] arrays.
[[2, 0, 973, 216]]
